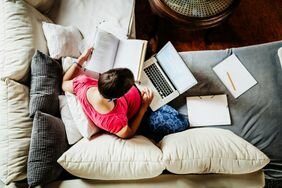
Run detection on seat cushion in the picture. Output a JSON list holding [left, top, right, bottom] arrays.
[[172, 41, 282, 179], [160, 128, 270, 174], [58, 134, 164, 180], [0, 78, 32, 184], [0, 0, 51, 82]]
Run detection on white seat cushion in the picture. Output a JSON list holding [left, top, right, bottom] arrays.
[[58, 134, 164, 180], [0, 78, 32, 184], [160, 128, 270, 174]]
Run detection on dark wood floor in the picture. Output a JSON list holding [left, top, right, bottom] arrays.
[[135, 0, 282, 52]]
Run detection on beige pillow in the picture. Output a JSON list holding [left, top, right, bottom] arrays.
[[160, 128, 270, 175], [0, 78, 32, 184], [24, 0, 55, 14], [0, 0, 51, 82], [58, 134, 164, 180]]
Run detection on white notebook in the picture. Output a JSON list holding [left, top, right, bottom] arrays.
[[213, 54, 257, 98], [186, 94, 231, 127]]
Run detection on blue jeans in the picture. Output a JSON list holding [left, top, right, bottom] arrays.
[[139, 105, 189, 142]]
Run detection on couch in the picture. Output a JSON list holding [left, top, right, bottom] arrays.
[[0, 0, 281, 187]]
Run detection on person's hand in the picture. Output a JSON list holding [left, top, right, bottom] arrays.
[[140, 87, 154, 112], [78, 47, 94, 65]]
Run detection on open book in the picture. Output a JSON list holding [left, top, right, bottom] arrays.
[[213, 54, 257, 98], [85, 29, 147, 81]]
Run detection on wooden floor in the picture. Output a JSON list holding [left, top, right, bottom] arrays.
[[135, 0, 282, 52]]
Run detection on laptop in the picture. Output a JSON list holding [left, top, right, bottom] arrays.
[[137, 42, 198, 111]]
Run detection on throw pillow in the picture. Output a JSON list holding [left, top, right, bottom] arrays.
[[65, 92, 100, 139], [29, 50, 62, 118], [42, 22, 82, 59], [0, 78, 32, 184], [58, 134, 164, 180], [27, 111, 69, 187], [0, 0, 51, 82], [159, 128, 270, 175], [59, 95, 83, 145]]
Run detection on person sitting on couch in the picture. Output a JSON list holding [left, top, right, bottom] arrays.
[[62, 47, 154, 139], [62, 47, 188, 141]]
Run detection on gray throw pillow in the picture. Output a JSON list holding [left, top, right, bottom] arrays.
[[29, 50, 62, 117], [27, 111, 69, 187]]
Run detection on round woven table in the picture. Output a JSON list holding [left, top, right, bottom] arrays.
[[149, 0, 240, 29]]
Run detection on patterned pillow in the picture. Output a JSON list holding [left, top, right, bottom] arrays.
[[29, 50, 62, 117], [27, 111, 69, 187]]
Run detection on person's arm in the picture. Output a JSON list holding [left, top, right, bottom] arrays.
[[116, 88, 153, 139], [62, 48, 94, 93]]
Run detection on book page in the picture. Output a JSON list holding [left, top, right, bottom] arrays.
[[85, 30, 120, 73], [156, 42, 197, 94], [113, 40, 147, 80], [186, 94, 231, 127], [213, 54, 257, 98]]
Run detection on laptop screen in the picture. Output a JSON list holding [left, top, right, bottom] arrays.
[[156, 42, 198, 94]]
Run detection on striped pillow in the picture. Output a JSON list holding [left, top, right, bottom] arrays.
[[29, 50, 62, 117]]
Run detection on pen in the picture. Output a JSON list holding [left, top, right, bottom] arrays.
[[226, 72, 236, 91]]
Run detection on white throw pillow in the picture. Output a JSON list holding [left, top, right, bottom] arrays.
[[42, 22, 82, 59], [59, 95, 83, 145], [65, 92, 100, 139], [0, 78, 33, 184], [0, 0, 51, 82], [160, 128, 270, 175], [58, 135, 164, 179]]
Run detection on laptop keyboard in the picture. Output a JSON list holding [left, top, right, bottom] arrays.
[[144, 63, 174, 98]]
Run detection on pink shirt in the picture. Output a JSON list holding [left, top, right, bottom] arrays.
[[73, 75, 141, 133]]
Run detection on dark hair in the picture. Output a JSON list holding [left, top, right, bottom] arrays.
[[98, 68, 134, 99]]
